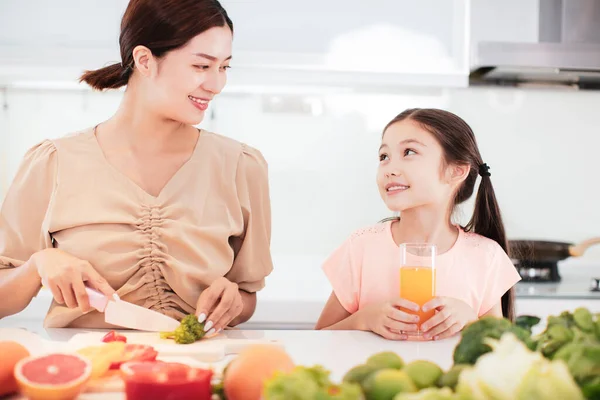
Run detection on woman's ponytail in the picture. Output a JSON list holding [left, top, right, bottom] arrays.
[[79, 62, 131, 91]]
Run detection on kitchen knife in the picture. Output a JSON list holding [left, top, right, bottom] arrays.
[[85, 287, 181, 332]]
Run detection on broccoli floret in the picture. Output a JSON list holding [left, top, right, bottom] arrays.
[[452, 316, 534, 365], [160, 314, 206, 344], [515, 315, 541, 333]]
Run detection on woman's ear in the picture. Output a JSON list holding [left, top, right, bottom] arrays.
[[132, 45, 155, 77]]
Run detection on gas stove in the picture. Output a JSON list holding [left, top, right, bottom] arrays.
[[515, 260, 561, 283], [514, 261, 600, 296]]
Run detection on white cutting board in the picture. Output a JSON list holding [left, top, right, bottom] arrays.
[[68, 331, 282, 362]]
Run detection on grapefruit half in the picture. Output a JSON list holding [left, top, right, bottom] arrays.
[[14, 353, 92, 400]]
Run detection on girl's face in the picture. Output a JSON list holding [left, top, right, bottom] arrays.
[[377, 119, 460, 212], [136, 25, 233, 125]]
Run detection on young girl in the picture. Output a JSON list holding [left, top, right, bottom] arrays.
[[315, 108, 521, 341]]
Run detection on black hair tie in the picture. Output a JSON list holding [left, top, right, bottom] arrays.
[[478, 163, 491, 177]]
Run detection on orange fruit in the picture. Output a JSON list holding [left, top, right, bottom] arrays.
[[14, 353, 92, 400], [0, 341, 30, 396], [223, 344, 294, 400], [77, 341, 126, 379]]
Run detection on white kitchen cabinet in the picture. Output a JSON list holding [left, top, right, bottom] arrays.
[[0, 0, 474, 90]]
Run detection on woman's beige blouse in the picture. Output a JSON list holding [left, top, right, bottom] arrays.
[[0, 128, 273, 328]]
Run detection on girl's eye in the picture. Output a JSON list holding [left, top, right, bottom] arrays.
[[404, 148, 417, 156], [193, 65, 210, 70], [379, 153, 389, 162], [221, 65, 231, 71]]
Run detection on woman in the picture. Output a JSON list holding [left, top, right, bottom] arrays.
[[0, 0, 273, 334]]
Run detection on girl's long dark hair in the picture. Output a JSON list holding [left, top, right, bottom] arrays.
[[384, 108, 515, 321]]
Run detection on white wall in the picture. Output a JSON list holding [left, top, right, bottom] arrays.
[[1, 85, 599, 303]]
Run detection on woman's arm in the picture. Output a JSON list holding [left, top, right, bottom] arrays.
[[0, 259, 41, 318], [230, 289, 256, 326]]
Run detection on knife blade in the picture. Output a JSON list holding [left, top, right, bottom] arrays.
[[85, 287, 181, 332]]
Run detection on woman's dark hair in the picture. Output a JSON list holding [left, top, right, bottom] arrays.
[[80, 0, 233, 90], [384, 108, 516, 321]]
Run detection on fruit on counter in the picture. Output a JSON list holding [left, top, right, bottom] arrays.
[[366, 352, 405, 370], [394, 387, 463, 400], [109, 344, 158, 370], [436, 364, 469, 391], [102, 330, 127, 343], [343, 364, 380, 386], [120, 361, 213, 400], [452, 316, 535, 365], [362, 369, 417, 400], [0, 341, 30, 397], [14, 353, 92, 400], [403, 361, 443, 390], [160, 314, 206, 344], [263, 365, 363, 400], [455, 333, 584, 400], [76, 341, 127, 379], [223, 344, 295, 400]]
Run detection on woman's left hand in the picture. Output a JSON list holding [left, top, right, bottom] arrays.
[[195, 277, 243, 335], [420, 297, 477, 340]]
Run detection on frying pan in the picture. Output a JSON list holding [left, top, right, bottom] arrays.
[[508, 237, 600, 263]]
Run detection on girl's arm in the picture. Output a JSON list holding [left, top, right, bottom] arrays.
[[315, 292, 420, 341], [315, 292, 366, 331], [482, 301, 503, 318]]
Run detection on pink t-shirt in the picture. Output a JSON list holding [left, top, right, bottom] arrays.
[[322, 220, 521, 317]]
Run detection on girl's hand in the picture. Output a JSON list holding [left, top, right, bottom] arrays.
[[420, 297, 477, 340], [195, 277, 243, 335], [33, 248, 115, 312], [358, 299, 421, 340]]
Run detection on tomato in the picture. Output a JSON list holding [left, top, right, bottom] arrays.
[[109, 345, 158, 370], [120, 361, 213, 400], [102, 331, 127, 343]]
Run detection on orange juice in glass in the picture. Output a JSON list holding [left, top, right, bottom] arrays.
[[399, 243, 436, 338]]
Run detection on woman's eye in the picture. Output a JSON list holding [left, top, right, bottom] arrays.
[[193, 65, 210, 70], [404, 149, 417, 156], [379, 153, 389, 162], [221, 66, 231, 71]]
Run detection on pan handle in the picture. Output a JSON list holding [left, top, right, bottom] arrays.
[[569, 237, 600, 257]]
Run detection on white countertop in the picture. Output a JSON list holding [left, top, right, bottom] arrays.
[[0, 321, 460, 400], [5, 260, 600, 330]]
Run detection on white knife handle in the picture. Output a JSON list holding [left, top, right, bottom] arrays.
[[85, 287, 109, 312]]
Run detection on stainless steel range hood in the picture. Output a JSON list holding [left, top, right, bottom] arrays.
[[470, 0, 600, 90]]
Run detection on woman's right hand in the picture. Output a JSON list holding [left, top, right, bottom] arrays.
[[358, 299, 421, 340], [31, 248, 115, 312]]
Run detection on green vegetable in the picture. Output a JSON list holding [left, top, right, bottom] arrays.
[[393, 387, 460, 400], [436, 364, 469, 390], [517, 357, 585, 400], [515, 315, 541, 333], [264, 365, 363, 400], [452, 316, 534, 365], [537, 324, 574, 357], [581, 376, 600, 400], [455, 333, 584, 400], [160, 314, 206, 344], [531, 307, 600, 397], [573, 308, 595, 333]]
